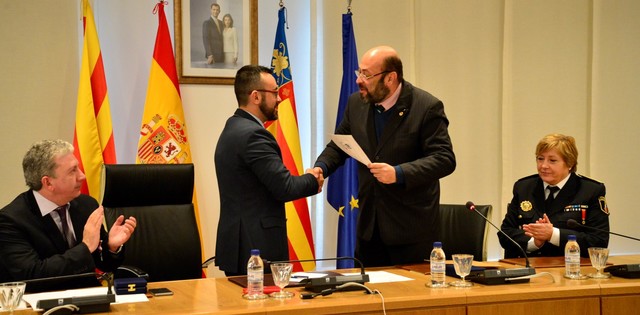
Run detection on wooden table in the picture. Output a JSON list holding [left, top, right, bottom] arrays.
[[15, 255, 640, 314]]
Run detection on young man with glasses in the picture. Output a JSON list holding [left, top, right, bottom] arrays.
[[313, 46, 456, 267], [214, 65, 323, 276]]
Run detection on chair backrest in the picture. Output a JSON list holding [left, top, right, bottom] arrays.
[[437, 204, 492, 261], [101, 163, 202, 282]]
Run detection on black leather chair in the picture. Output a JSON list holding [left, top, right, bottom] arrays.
[[437, 204, 492, 261], [101, 163, 204, 282]]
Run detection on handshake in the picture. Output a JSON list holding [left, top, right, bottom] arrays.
[[305, 167, 324, 193]]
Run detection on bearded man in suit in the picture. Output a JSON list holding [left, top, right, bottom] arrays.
[[313, 46, 456, 267]]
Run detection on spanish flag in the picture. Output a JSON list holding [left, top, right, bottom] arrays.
[[136, 2, 202, 234], [73, 0, 117, 202], [266, 7, 316, 272]]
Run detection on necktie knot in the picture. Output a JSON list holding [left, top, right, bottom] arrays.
[[374, 104, 384, 113], [545, 186, 560, 210], [547, 185, 560, 197], [55, 205, 67, 217]]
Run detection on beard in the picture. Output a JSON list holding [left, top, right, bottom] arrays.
[[359, 78, 390, 104], [259, 98, 278, 121]]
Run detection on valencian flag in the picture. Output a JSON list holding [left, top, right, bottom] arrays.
[[136, 2, 202, 237], [327, 12, 360, 269], [266, 6, 315, 272], [73, 0, 117, 202]]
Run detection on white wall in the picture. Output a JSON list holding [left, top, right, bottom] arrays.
[[1, 1, 639, 277]]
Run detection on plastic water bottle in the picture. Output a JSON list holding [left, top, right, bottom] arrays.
[[245, 249, 265, 299], [565, 235, 581, 279], [430, 241, 447, 287]]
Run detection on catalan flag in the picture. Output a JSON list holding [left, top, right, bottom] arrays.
[[327, 12, 360, 269], [73, 0, 117, 202], [266, 7, 315, 272], [136, 2, 202, 237]]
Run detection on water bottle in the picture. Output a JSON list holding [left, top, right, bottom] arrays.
[[429, 241, 447, 287], [245, 249, 265, 299], [565, 235, 581, 279]]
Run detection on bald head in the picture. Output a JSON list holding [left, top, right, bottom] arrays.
[[360, 45, 404, 84], [362, 46, 397, 65]]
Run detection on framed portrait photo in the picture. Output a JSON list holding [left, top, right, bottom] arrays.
[[174, 0, 258, 84]]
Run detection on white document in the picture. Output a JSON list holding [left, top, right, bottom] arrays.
[[330, 134, 371, 165], [342, 271, 414, 283], [289, 272, 329, 284]]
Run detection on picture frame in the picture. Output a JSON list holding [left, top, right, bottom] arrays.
[[174, 0, 258, 85]]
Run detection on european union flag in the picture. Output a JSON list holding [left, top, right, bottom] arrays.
[[327, 13, 359, 269]]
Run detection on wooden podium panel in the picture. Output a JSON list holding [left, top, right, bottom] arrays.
[[469, 298, 599, 315]]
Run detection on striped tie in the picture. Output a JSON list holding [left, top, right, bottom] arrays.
[[56, 206, 76, 248]]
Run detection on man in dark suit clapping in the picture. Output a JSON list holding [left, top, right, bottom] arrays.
[[0, 140, 137, 290]]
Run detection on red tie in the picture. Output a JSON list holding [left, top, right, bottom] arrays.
[[56, 206, 76, 248]]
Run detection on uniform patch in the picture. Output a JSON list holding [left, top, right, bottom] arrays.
[[598, 196, 609, 215], [520, 201, 532, 212]]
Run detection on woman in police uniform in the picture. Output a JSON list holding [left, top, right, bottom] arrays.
[[499, 133, 610, 258]]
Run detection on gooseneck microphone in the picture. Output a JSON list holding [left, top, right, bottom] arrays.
[[268, 257, 370, 293], [567, 219, 640, 242], [465, 201, 536, 284], [466, 201, 532, 269], [567, 219, 640, 279]]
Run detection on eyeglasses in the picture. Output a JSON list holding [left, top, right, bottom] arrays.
[[354, 70, 390, 81], [251, 89, 279, 96]]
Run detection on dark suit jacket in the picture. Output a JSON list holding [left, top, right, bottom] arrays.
[[0, 191, 123, 289], [315, 81, 456, 250], [499, 172, 610, 258], [214, 109, 319, 274], [202, 17, 224, 62]]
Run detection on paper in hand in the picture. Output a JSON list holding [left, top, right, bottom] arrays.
[[330, 134, 371, 165]]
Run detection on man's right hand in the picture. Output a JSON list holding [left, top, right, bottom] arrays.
[[82, 206, 104, 252], [207, 55, 214, 64], [306, 167, 324, 193]]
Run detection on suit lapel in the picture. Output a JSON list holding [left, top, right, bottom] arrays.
[[550, 173, 579, 213], [375, 105, 409, 152], [364, 106, 377, 156], [372, 83, 412, 154], [532, 179, 546, 217], [68, 201, 84, 246], [27, 191, 73, 250]]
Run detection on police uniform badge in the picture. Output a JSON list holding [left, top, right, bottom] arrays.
[[598, 196, 610, 215], [520, 201, 533, 212]]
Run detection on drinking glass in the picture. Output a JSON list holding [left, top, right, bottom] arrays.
[[450, 254, 474, 287], [270, 263, 294, 298], [587, 247, 611, 279], [0, 282, 26, 314]]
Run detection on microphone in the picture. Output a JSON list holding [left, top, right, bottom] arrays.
[[567, 219, 640, 242], [269, 257, 370, 293], [36, 273, 116, 313], [567, 218, 640, 279], [465, 201, 536, 285]]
